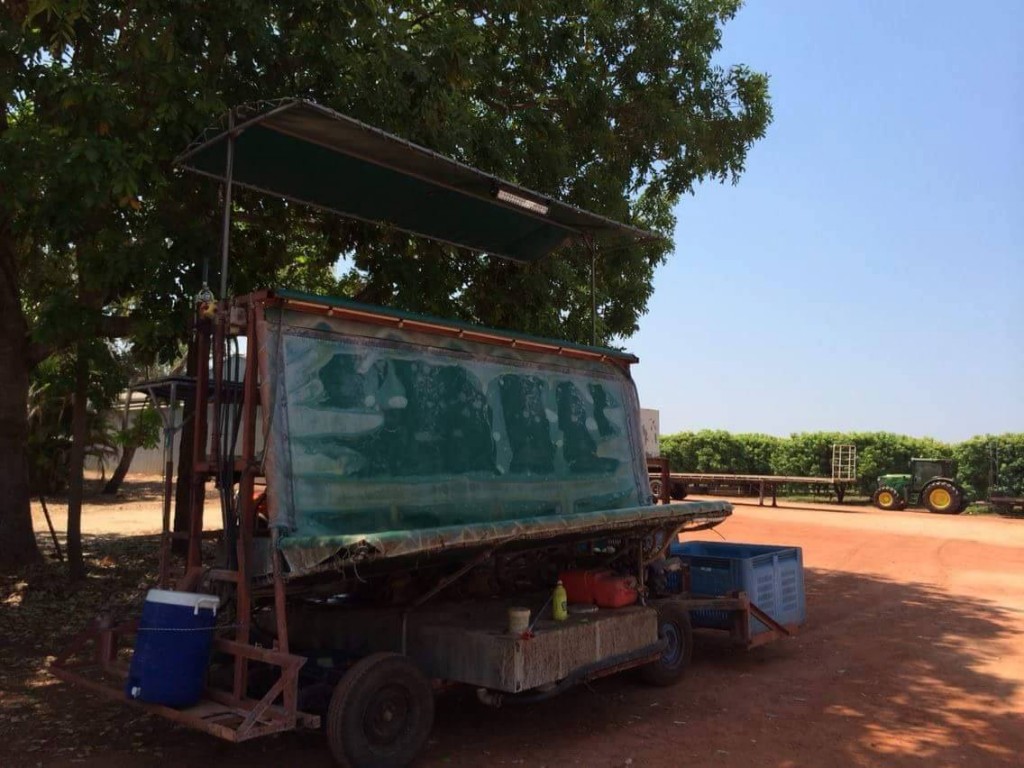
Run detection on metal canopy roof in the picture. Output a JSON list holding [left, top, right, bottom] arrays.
[[175, 99, 656, 263], [131, 375, 243, 403]]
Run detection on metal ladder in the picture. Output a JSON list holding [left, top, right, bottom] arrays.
[[831, 444, 857, 482]]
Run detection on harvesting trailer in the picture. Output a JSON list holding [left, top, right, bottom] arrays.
[[47, 99, 804, 768], [872, 458, 967, 514]]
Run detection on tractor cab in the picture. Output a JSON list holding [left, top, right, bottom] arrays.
[[873, 458, 965, 514], [910, 458, 954, 492]]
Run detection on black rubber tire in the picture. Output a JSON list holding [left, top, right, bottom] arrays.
[[650, 478, 664, 501], [872, 486, 903, 511], [922, 480, 964, 514], [639, 601, 693, 687], [325, 653, 435, 768], [669, 481, 688, 500]]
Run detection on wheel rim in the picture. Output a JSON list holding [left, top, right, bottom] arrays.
[[878, 491, 893, 507], [362, 684, 413, 747], [660, 621, 682, 666], [930, 488, 952, 510]]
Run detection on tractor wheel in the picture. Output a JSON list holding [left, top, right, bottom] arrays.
[[922, 481, 963, 514], [872, 486, 904, 511], [326, 653, 434, 768]]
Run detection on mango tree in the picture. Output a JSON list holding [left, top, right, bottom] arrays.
[[1, 0, 771, 576]]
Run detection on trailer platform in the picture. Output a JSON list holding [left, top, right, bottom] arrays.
[[990, 496, 1024, 515], [651, 469, 854, 506]]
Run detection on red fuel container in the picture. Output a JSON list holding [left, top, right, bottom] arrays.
[[559, 569, 638, 608], [559, 570, 599, 603], [591, 572, 638, 608]]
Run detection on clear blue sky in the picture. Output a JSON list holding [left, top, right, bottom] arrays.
[[629, 0, 1023, 443]]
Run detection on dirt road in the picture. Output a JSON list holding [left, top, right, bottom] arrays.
[[8, 495, 1024, 767]]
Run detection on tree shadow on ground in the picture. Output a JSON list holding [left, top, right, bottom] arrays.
[[0, 533, 162, 763], [420, 567, 1024, 767], [687, 568, 1024, 766], [2, 554, 1022, 767]]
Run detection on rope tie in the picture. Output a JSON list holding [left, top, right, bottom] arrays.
[[135, 624, 240, 633]]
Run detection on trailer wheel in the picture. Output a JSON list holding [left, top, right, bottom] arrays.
[[669, 481, 688, 500], [650, 477, 664, 501], [326, 653, 434, 768], [639, 601, 693, 687]]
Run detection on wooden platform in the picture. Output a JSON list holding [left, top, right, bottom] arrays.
[[411, 598, 657, 693]]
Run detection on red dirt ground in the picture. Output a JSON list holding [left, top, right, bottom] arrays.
[[7, 493, 1024, 767]]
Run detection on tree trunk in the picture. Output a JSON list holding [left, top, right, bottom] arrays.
[[102, 444, 137, 495], [66, 348, 88, 580], [102, 388, 134, 495], [0, 215, 41, 571]]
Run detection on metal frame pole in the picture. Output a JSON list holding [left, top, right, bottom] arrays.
[[219, 110, 236, 299], [213, 110, 235, 569], [588, 237, 597, 346], [232, 299, 260, 701], [187, 327, 211, 574], [155, 382, 176, 586]]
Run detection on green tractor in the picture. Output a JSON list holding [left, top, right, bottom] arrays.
[[872, 458, 967, 514]]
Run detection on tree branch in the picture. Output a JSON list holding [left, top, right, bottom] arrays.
[[25, 314, 141, 371]]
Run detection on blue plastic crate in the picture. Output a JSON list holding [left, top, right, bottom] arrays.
[[669, 541, 805, 635]]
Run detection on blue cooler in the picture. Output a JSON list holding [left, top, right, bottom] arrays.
[[126, 589, 220, 708]]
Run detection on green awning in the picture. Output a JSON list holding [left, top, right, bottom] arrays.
[[175, 99, 656, 263]]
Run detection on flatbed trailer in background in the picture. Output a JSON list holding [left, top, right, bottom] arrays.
[[990, 496, 1024, 515], [648, 444, 858, 506], [667, 472, 853, 506]]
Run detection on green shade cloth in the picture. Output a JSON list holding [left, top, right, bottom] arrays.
[[176, 99, 656, 262], [257, 296, 730, 575]]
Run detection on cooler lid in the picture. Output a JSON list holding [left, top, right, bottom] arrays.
[[145, 589, 221, 611]]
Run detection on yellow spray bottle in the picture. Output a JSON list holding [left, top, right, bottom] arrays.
[[552, 580, 568, 621]]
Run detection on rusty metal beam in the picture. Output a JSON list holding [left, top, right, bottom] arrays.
[[748, 601, 793, 637], [274, 296, 632, 370]]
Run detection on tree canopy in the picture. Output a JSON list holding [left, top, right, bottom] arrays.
[[0, 0, 771, 570], [660, 430, 1024, 499]]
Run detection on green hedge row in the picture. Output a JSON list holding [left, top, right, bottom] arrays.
[[658, 430, 1024, 499]]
